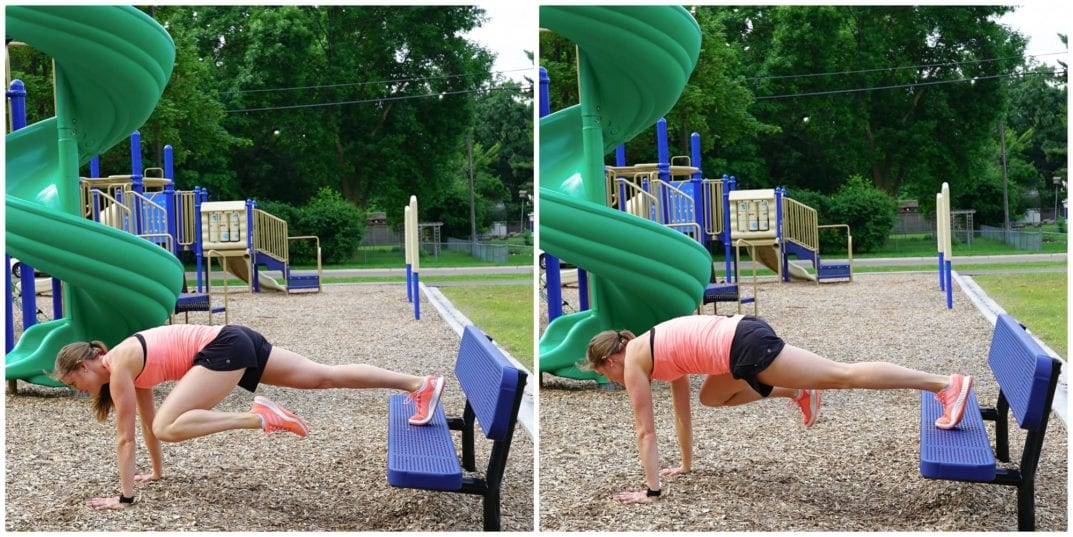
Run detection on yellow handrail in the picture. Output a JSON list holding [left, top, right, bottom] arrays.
[[252, 209, 288, 263], [782, 196, 818, 251], [174, 190, 198, 251], [733, 238, 760, 315], [701, 178, 724, 238], [818, 224, 853, 282], [87, 189, 133, 232]]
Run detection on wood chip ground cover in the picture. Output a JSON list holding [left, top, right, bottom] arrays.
[[6, 284, 534, 531], [539, 273, 1067, 531]]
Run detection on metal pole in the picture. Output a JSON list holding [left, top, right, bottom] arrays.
[[467, 133, 476, 258], [539, 66, 563, 321], [999, 118, 1010, 243]]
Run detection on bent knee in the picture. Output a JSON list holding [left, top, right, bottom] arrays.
[[152, 420, 182, 443], [698, 392, 728, 407]]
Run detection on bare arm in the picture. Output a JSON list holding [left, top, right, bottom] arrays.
[[665, 376, 692, 475], [110, 366, 138, 499], [610, 342, 662, 505], [87, 342, 141, 510], [135, 387, 163, 481]]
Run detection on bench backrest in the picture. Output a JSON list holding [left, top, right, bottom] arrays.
[[988, 314, 1060, 430], [455, 325, 525, 440]]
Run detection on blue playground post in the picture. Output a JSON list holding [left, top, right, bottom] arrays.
[[164, 145, 178, 255], [775, 186, 787, 282], [5, 253, 13, 353], [656, 118, 671, 224], [689, 132, 706, 247], [130, 131, 144, 235], [722, 175, 734, 282], [540, 66, 564, 322], [7, 80, 38, 334], [945, 260, 953, 309], [246, 199, 258, 293], [938, 251, 946, 292], [194, 187, 206, 292], [90, 155, 100, 177]]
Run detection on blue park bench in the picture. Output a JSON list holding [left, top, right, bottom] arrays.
[[919, 314, 1062, 531], [386, 324, 528, 531]]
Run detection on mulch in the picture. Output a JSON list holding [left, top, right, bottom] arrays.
[[6, 284, 534, 531], [538, 272, 1067, 531]]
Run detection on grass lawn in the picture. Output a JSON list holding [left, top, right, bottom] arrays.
[[437, 285, 534, 372], [972, 273, 1067, 358]]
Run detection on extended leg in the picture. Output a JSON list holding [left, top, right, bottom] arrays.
[[755, 344, 949, 392], [258, 346, 425, 391]]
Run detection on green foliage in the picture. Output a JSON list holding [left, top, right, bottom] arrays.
[[258, 190, 365, 264], [293, 188, 366, 264], [826, 175, 897, 253]]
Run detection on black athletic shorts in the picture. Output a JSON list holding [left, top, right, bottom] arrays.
[[728, 316, 786, 398], [193, 325, 273, 392]]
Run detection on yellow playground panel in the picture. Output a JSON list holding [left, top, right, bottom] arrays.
[[199, 201, 322, 294]]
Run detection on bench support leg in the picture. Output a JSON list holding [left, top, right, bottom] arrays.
[[483, 489, 501, 531], [1017, 479, 1035, 531]]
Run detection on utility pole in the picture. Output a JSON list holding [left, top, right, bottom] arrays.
[[467, 132, 476, 257], [998, 118, 1009, 242]]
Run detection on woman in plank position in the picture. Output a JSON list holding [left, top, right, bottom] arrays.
[[53, 323, 445, 510], [582, 314, 972, 504]]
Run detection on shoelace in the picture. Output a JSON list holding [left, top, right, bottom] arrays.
[[935, 383, 956, 405]]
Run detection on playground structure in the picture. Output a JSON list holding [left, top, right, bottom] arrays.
[[538, 7, 853, 381], [6, 6, 182, 387], [538, 6, 711, 381], [5, 8, 320, 388]]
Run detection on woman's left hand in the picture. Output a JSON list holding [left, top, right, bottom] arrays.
[[612, 490, 658, 504], [660, 466, 688, 477], [86, 496, 131, 510]]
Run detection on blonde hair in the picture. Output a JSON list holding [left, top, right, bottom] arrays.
[[578, 329, 635, 372], [52, 341, 113, 422]]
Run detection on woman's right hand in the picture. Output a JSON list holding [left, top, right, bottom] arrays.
[[134, 473, 161, 483]]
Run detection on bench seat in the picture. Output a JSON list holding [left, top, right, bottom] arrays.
[[919, 387, 996, 482], [386, 394, 462, 491]]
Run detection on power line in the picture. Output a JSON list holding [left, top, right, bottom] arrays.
[[224, 84, 530, 113], [754, 68, 1064, 100], [746, 51, 1066, 82], [220, 67, 534, 96]]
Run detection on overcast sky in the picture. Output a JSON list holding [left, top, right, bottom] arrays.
[[463, 2, 535, 85], [463, 3, 1068, 81], [996, 2, 1070, 68]]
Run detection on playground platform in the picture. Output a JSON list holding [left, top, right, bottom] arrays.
[[538, 272, 1066, 531], [5, 284, 534, 531]]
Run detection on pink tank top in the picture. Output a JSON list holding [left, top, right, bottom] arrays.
[[649, 315, 743, 381], [105, 325, 224, 388]]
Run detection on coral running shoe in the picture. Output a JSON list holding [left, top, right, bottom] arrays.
[[408, 375, 445, 426], [250, 396, 309, 437], [789, 389, 821, 428], [934, 374, 973, 430]]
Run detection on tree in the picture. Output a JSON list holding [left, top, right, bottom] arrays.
[[474, 76, 533, 225]]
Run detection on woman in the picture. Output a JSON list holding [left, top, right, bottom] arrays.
[[51, 323, 445, 510], [581, 314, 972, 505]]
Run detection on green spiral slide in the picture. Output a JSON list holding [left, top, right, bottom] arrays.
[[539, 6, 710, 380], [6, 6, 182, 386]]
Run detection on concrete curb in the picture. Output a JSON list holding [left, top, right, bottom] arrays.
[[420, 282, 536, 440], [952, 271, 1067, 426]]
